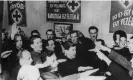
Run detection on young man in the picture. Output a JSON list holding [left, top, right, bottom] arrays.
[[112, 30, 132, 61], [46, 29, 55, 40], [30, 35, 43, 65], [113, 30, 127, 49], [45, 39, 55, 52], [31, 30, 41, 37], [93, 38, 133, 80], [58, 41, 94, 77]]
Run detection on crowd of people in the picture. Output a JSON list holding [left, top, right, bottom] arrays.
[[1, 23, 133, 80]]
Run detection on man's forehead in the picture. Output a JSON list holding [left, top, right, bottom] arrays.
[[47, 31, 53, 34], [120, 37, 126, 41], [48, 40, 54, 44], [71, 33, 77, 37], [90, 29, 97, 33], [33, 38, 41, 42]]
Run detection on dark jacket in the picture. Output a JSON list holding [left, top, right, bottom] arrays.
[[58, 57, 79, 77]]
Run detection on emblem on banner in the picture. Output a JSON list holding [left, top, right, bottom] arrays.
[[120, 0, 132, 8], [12, 9, 22, 24], [67, 1, 80, 13]]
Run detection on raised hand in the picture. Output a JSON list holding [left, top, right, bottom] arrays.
[[1, 50, 12, 58]]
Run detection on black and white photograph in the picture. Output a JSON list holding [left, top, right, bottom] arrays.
[[0, 0, 133, 80]]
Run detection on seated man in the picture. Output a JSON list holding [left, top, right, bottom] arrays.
[[17, 50, 43, 80], [15, 49, 51, 80], [58, 41, 94, 77], [112, 30, 131, 61], [93, 39, 133, 80]]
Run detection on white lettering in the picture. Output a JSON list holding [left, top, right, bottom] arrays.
[[113, 20, 119, 27]]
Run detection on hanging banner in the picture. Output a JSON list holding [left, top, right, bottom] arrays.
[[110, 1, 133, 34], [8, 1, 27, 26], [46, 0, 81, 23]]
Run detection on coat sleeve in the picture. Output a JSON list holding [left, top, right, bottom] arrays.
[[108, 50, 132, 71], [108, 62, 132, 80]]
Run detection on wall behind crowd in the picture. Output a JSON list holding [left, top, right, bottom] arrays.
[[2, 1, 133, 47]]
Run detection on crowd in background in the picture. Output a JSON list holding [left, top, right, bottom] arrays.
[[1, 23, 133, 80]]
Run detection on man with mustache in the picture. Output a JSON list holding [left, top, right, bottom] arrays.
[[88, 26, 105, 45]]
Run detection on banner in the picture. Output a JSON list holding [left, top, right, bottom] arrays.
[[110, 1, 133, 34], [8, 1, 27, 26], [47, 0, 81, 23]]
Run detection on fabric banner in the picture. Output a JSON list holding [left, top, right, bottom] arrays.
[[47, 0, 81, 23], [109, 1, 133, 34], [8, 1, 27, 26]]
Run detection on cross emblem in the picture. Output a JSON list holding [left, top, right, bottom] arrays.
[[12, 9, 22, 23], [67, 1, 80, 13], [124, 1, 129, 6], [120, 0, 132, 8]]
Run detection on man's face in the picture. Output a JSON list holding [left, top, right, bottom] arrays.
[[47, 54, 58, 72], [22, 50, 33, 65], [128, 39, 133, 53], [46, 40, 55, 51], [119, 37, 127, 48], [16, 36, 23, 49], [70, 33, 78, 44], [32, 38, 42, 52], [65, 46, 76, 59], [47, 31, 54, 40], [89, 29, 98, 41]]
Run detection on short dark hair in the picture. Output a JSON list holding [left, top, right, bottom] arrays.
[[31, 30, 40, 36], [70, 30, 78, 37], [63, 40, 75, 50], [88, 26, 98, 33], [29, 35, 41, 45], [14, 34, 23, 43], [130, 36, 133, 39], [46, 29, 54, 35], [113, 30, 127, 41]]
